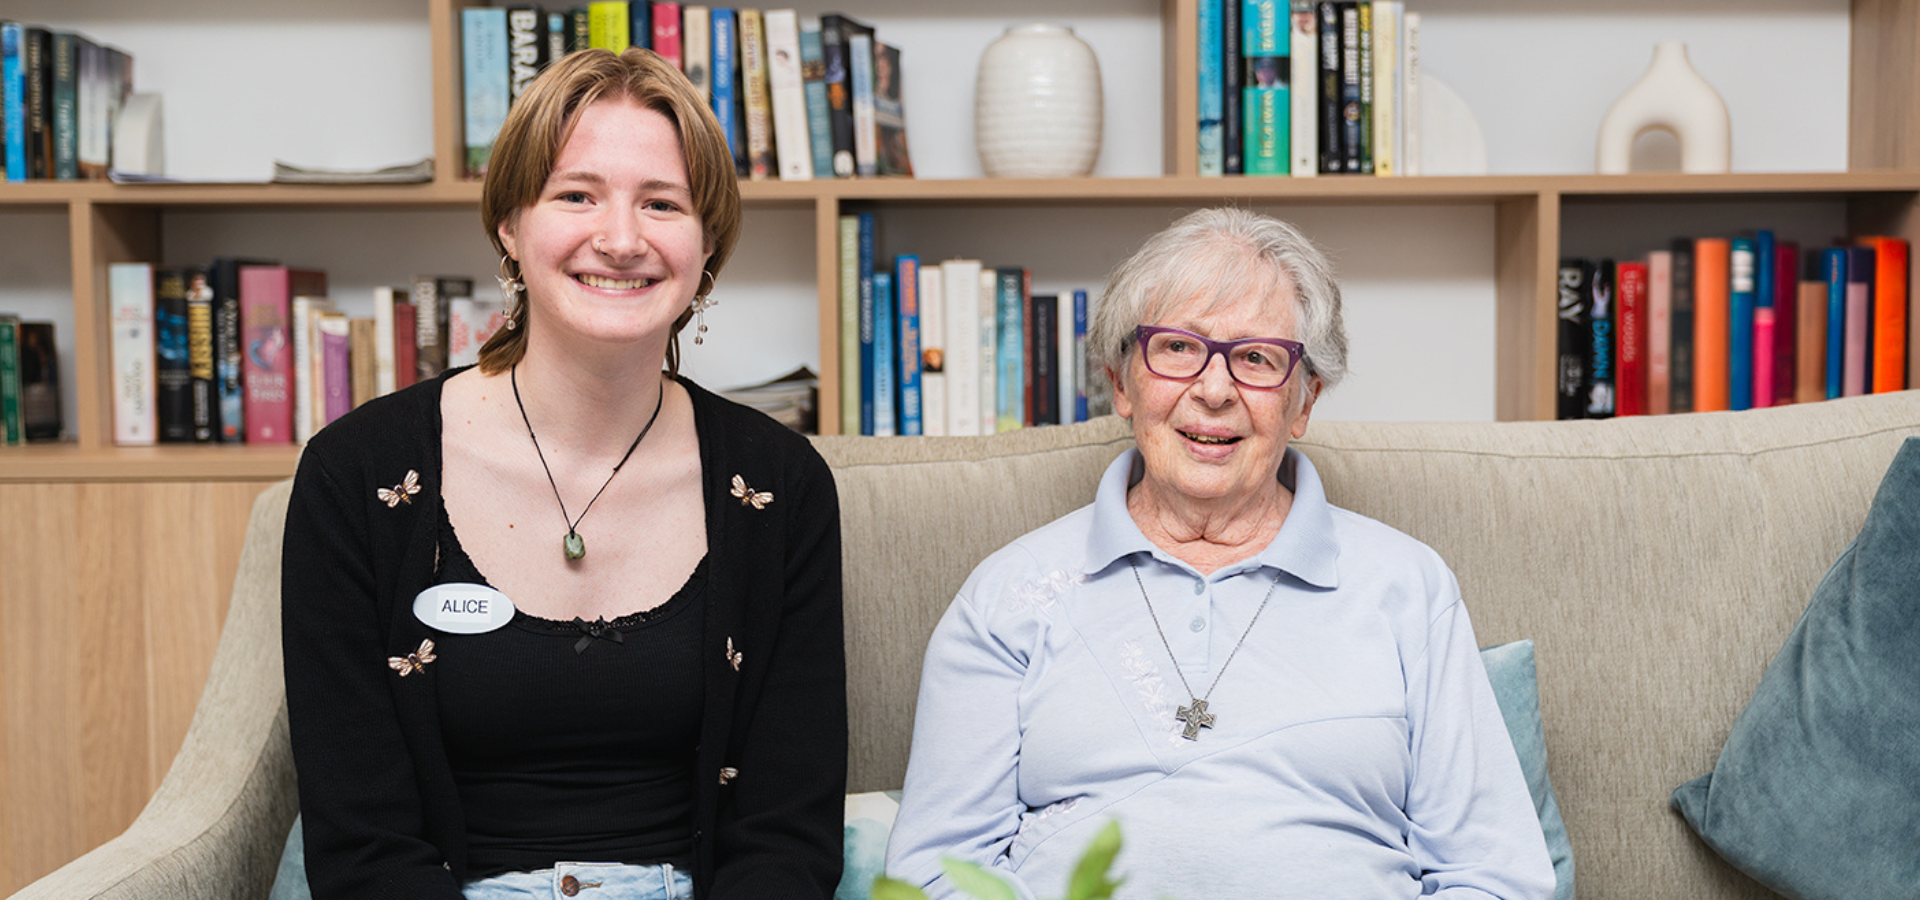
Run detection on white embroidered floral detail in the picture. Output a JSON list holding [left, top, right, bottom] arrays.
[[1005, 569, 1085, 614], [1119, 639, 1185, 746], [1016, 796, 1083, 837]]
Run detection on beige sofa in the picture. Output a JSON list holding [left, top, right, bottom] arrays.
[[16, 390, 1920, 900]]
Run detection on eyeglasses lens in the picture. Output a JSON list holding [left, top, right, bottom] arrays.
[[1144, 331, 1294, 388]]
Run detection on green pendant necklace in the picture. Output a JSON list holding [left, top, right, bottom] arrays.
[[512, 364, 664, 561]]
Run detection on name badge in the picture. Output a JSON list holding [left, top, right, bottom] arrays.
[[412, 583, 516, 634]]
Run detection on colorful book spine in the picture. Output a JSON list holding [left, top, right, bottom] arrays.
[[50, 32, 76, 180], [1647, 250, 1672, 416], [1693, 238, 1730, 412], [1867, 236, 1908, 393], [1242, 0, 1288, 175], [627, 0, 652, 50], [682, 6, 711, 100], [1288, 1, 1317, 177], [1199, 0, 1225, 176], [1770, 241, 1798, 407], [918, 262, 946, 436], [1316, 2, 1341, 173], [393, 301, 419, 391], [818, 15, 872, 178], [710, 9, 741, 172], [838, 215, 861, 434], [1668, 238, 1695, 413], [872, 43, 913, 177], [871, 270, 896, 436], [942, 259, 983, 436], [799, 29, 834, 179], [550, 12, 569, 64], [896, 256, 922, 436], [507, 8, 549, 106], [1844, 244, 1873, 397], [463, 7, 510, 178], [1072, 289, 1090, 422], [109, 262, 157, 445], [764, 9, 812, 181], [1029, 292, 1059, 425], [653, 2, 683, 68], [209, 259, 261, 443], [318, 313, 352, 428], [738, 9, 775, 180], [1338, 3, 1361, 172], [1585, 260, 1615, 418], [994, 267, 1026, 433], [1727, 237, 1756, 410], [1222, 0, 1243, 174], [185, 268, 217, 441], [1355, 0, 1373, 173], [1822, 247, 1847, 399], [589, 0, 631, 51], [0, 317, 21, 443], [1555, 260, 1590, 420], [3, 24, 26, 182], [411, 276, 447, 381], [1615, 260, 1647, 417], [858, 217, 877, 435], [154, 269, 193, 442], [848, 31, 879, 178]]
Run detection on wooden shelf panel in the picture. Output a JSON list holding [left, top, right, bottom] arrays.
[[0, 444, 299, 483]]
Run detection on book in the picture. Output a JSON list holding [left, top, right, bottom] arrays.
[[837, 214, 861, 434], [1288, 1, 1317, 178], [1315, 2, 1342, 173], [16, 321, 59, 441], [1693, 237, 1730, 412], [1555, 259, 1590, 421], [1198, 0, 1224, 176], [1795, 261, 1827, 405], [1072, 289, 1089, 422], [1222, 0, 1243, 174], [1770, 240, 1798, 407], [50, 31, 76, 180], [549, 12, 568, 65], [682, 6, 711, 101], [1338, 2, 1361, 172], [1821, 247, 1846, 399], [871, 270, 896, 436], [571, 8, 592, 54], [848, 31, 879, 178], [154, 268, 194, 442], [463, 7, 510, 178], [239, 265, 304, 445], [1585, 259, 1615, 418], [995, 267, 1026, 433], [1844, 244, 1873, 397], [185, 268, 217, 441], [0, 317, 19, 443], [372, 285, 403, 396], [589, 0, 630, 51], [393, 301, 419, 392], [449, 288, 505, 368], [1751, 230, 1775, 409], [350, 317, 377, 408], [653, 2, 684, 69], [1865, 235, 1908, 393], [507, 8, 550, 106], [1669, 238, 1695, 413], [1242, 0, 1288, 176], [798, 28, 834, 179], [738, 8, 775, 180], [109, 262, 157, 445], [978, 269, 997, 434], [21, 26, 50, 179], [917, 261, 945, 436], [819, 14, 873, 177], [1369, 0, 1397, 176], [1728, 236, 1756, 411], [858, 222, 877, 435], [872, 43, 913, 177], [292, 292, 335, 445], [4, 23, 27, 182], [709, 8, 741, 173], [1647, 250, 1671, 415], [1030, 292, 1059, 425], [209, 258, 267, 443], [941, 258, 983, 436], [1614, 260, 1647, 416], [1401, 11, 1420, 175], [317, 312, 352, 429], [895, 255, 922, 436], [763, 10, 813, 181], [412, 275, 451, 381], [1355, 0, 1373, 173], [626, 0, 652, 50]]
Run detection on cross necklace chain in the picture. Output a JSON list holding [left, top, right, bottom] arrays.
[[1129, 559, 1281, 740]]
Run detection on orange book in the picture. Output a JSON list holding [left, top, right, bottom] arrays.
[[1693, 238, 1731, 411], [1863, 236, 1908, 392], [1796, 280, 1827, 404]]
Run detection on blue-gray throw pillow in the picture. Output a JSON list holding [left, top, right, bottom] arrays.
[[1481, 639, 1576, 900], [267, 815, 307, 900], [1672, 437, 1920, 900]]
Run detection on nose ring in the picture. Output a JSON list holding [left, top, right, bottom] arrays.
[[594, 237, 606, 254]]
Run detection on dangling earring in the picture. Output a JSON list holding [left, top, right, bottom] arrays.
[[690, 270, 717, 345], [497, 254, 524, 330]]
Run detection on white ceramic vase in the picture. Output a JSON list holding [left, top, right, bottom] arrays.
[[1595, 41, 1731, 174], [974, 23, 1103, 178]]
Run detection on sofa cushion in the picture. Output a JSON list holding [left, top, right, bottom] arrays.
[[1670, 437, 1920, 900], [1481, 639, 1575, 900]]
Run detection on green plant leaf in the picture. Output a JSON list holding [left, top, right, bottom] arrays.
[[870, 876, 934, 900], [1065, 820, 1125, 900], [939, 858, 1022, 900]]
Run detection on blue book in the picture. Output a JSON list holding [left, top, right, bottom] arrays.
[[1242, 0, 1288, 175], [994, 268, 1025, 432], [711, 9, 742, 171], [1072, 289, 1089, 422], [1728, 237, 1755, 411], [1198, 0, 1224, 176], [895, 256, 923, 436], [5, 23, 29, 182], [462, 8, 511, 179], [628, 1, 652, 49], [856, 212, 875, 435], [1823, 248, 1847, 399], [799, 30, 835, 179], [872, 271, 896, 436]]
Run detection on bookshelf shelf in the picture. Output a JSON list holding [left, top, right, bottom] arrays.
[[0, 443, 299, 483]]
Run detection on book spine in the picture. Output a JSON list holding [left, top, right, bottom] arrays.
[[0, 318, 18, 443], [871, 270, 896, 436], [17, 322, 60, 441], [571, 8, 592, 54], [373, 286, 399, 396], [549, 13, 568, 65], [51, 32, 76, 180], [1555, 260, 1589, 421], [448, 295, 476, 369], [858, 216, 876, 435], [994, 267, 1025, 433], [1727, 237, 1755, 410], [154, 269, 193, 442], [765, 10, 812, 181], [942, 259, 982, 436], [186, 268, 216, 441], [1355, 0, 1372, 173], [24, 28, 49, 179], [1369, 1, 1395, 176], [1796, 274, 1827, 405], [1693, 238, 1730, 411], [392, 301, 418, 390], [239, 266, 293, 445], [1869, 236, 1908, 392], [1752, 231, 1776, 408], [1402, 11, 1420, 175], [411, 275, 446, 381], [1316, 3, 1341, 174], [437, 278, 475, 367], [710, 9, 741, 172], [1338, 3, 1360, 172], [349, 317, 377, 408], [1288, 2, 1317, 177], [4, 25, 25, 182], [918, 262, 945, 436], [1199, 0, 1225, 177], [1822, 247, 1847, 399], [1585, 259, 1615, 418], [819, 15, 861, 177], [1242, 0, 1288, 176], [896, 256, 922, 436], [1072, 290, 1089, 422], [1055, 293, 1073, 424], [1772, 241, 1799, 406], [291, 297, 317, 445], [738, 9, 775, 180], [210, 260, 248, 442], [1844, 244, 1873, 397], [978, 270, 997, 434], [1669, 239, 1695, 413], [508, 8, 549, 107], [1030, 293, 1059, 425], [799, 29, 834, 179], [848, 32, 878, 178], [872, 43, 912, 177], [109, 263, 157, 444], [1646, 251, 1672, 416], [682, 7, 711, 101], [1021, 271, 1034, 425], [1222, 0, 1243, 175], [627, 0, 651, 50], [318, 314, 352, 428], [1614, 260, 1647, 416], [589, 1, 630, 51], [653, 2, 684, 69], [463, 8, 510, 178], [837, 215, 860, 434]]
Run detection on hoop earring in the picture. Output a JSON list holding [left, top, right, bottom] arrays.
[[690, 270, 717, 345], [496, 254, 524, 330]]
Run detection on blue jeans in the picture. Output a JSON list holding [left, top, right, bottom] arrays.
[[463, 862, 692, 900]]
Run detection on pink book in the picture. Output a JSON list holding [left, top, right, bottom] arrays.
[[319, 314, 352, 427], [1772, 242, 1798, 405], [1647, 251, 1672, 415], [1845, 280, 1870, 396], [653, 2, 683, 69], [1752, 307, 1775, 408], [239, 266, 294, 444]]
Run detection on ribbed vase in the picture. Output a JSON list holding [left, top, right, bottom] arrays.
[[974, 24, 1103, 178]]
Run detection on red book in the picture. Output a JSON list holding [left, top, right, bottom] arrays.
[[1771, 242, 1798, 405], [1615, 261, 1648, 416], [238, 266, 308, 444], [1693, 238, 1731, 412], [393, 302, 419, 390], [1865, 236, 1908, 393], [652, 2, 683, 69]]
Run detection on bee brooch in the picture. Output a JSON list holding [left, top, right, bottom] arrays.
[[388, 639, 437, 676], [378, 470, 421, 508], [730, 475, 773, 510]]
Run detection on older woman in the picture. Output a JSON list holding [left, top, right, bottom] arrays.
[[282, 49, 845, 900], [885, 209, 1552, 899]]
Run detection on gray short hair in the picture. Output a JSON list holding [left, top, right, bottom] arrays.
[[1088, 208, 1348, 401]]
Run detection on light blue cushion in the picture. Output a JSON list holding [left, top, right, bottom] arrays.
[[1672, 437, 1920, 900], [266, 815, 307, 900], [1480, 639, 1576, 900]]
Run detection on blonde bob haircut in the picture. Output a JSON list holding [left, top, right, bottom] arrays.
[[478, 47, 743, 376]]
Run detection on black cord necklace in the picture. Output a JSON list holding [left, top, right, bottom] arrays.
[[511, 364, 665, 561]]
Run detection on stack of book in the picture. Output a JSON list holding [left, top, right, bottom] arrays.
[[837, 214, 1092, 437], [1, 22, 135, 181], [461, 5, 912, 181], [1556, 232, 1910, 419], [106, 263, 504, 446], [1199, 0, 1417, 177], [0, 316, 60, 444]]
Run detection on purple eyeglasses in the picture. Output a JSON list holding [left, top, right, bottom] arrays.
[[1133, 325, 1306, 390]]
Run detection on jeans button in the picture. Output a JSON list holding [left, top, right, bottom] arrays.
[[562, 874, 580, 896]]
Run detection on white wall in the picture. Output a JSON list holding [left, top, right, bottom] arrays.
[[0, 0, 1853, 427]]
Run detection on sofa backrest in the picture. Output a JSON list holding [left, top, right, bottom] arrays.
[[817, 390, 1920, 900]]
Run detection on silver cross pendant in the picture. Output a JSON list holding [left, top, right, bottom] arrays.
[[1176, 698, 1215, 740]]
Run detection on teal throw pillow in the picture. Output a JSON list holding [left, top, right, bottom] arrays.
[[267, 815, 308, 900], [1480, 639, 1576, 900], [1671, 437, 1920, 900]]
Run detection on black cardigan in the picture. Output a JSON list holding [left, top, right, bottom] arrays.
[[282, 371, 846, 900]]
